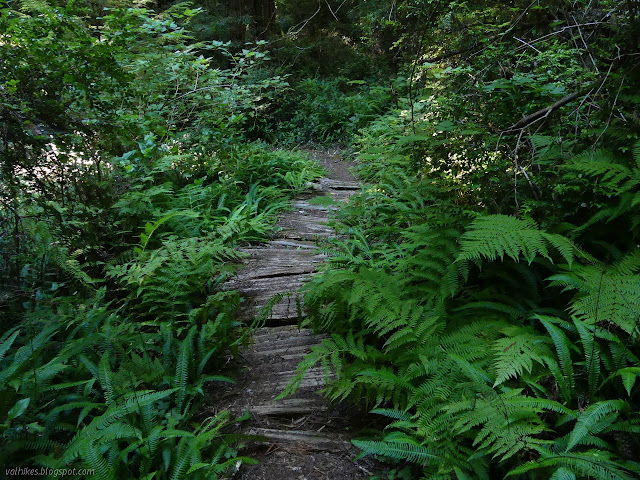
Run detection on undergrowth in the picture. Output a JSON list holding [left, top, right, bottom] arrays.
[[280, 2, 640, 478], [4, 1, 640, 479], [0, 4, 323, 478], [287, 140, 640, 480]]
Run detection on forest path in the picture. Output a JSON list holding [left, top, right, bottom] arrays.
[[212, 150, 379, 480]]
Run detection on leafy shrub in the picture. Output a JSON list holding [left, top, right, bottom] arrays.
[[257, 77, 391, 145], [0, 3, 324, 477]]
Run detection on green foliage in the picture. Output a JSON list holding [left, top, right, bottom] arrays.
[[279, 4, 640, 467], [352, 437, 437, 463], [4, 0, 640, 478], [0, 292, 250, 478], [291, 179, 640, 477], [458, 215, 575, 266], [0, 2, 324, 477], [256, 77, 391, 145]]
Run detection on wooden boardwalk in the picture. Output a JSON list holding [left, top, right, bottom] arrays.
[[213, 152, 378, 479]]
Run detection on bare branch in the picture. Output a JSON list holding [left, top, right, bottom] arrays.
[[423, 42, 481, 64], [514, 36, 541, 53], [335, 0, 348, 14], [505, 77, 605, 131], [289, 2, 322, 37], [325, 0, 338, 21], [514, 22, 608, 52]]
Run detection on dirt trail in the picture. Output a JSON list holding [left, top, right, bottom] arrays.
[[213, 150, 380, 479]]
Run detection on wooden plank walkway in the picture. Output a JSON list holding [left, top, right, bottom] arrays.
[[212, 151, 380, 480]]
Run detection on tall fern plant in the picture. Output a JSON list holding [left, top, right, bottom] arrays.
[[0, 291, 252, 479], [286, 169, 640, 478]]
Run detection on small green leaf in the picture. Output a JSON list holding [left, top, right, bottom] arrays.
[[26, 422, 46, 434], [307, 195, 336, 206], [7, 398, 30, 421], [620, 370, 638, 396]]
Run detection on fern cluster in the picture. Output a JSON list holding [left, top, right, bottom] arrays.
[[285, 141, 640, 479], [0, 139, 324, 477], [0, 291, 256, 479]]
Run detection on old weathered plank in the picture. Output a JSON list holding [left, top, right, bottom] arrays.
[[272, 371, 329, 391], [320, 179, 360, 191], [236, 300, 304, 323], [251, 325, 317, 339], [242, 374, 329, 401], [252, 398, 328, 416], [239, 247, 325, 260], [275, 217, 334, 239], [232, 248, 324, 282], [269, 239, 318, 249], [247, 428, 349, 452], [251, 344, 321, 358], [223, 273, 310, 295], [328, 189, 359, 202]]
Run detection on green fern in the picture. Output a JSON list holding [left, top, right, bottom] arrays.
[[0, 330, 20, 363], [565, 146, 640, 193], [175, 327, 195, 414], [508, 448, 640, 480], [352, 437, 438, 463], [457, 215, 574, 266], [549, 260, 640, 335], [492, 328, 554, 386], [534, 315, 577, 400], [565, 400, 626, 452], [564, 143, 640, 230]]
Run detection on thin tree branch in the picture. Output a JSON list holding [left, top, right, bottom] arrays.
[[506, 91, 583, 131], [423, 42, 481, 64], [325, 0, 338, 21], [514, 36, 541, 53], [514, 22, 608, 52], [289, 2, 322, 37], [505, 77, 606, 132]]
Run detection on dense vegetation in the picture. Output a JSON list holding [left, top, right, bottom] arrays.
[[2, 0, 640, 479], [0, 2, 323, 477]]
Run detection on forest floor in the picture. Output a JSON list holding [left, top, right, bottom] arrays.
[[206, 150, 383, 479]]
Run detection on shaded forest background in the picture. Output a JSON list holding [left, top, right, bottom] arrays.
[[2, 0, 640, 478]]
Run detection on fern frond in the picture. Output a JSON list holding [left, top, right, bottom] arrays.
[[566, 149, 635, 188], [370, 408, 412, 422], [0, 326, 57, 385], [62, 389, 176, 462], [492, 329, 553, 386], [0, 330, 20, 363], [175, 327, 195, 413], [352, 438, 438, 463], [550, 467, 577, 480], [98, 354, 115, 406], [565, 400, 626, 452], [534, 315, 576, 396], [449, 354, 493, 385], [81, 441, 110, 480], [508, 448, 640, 480], [573, 319, 603, 398], [457, 215, 574, 265], [565, 263, 640, 335]]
